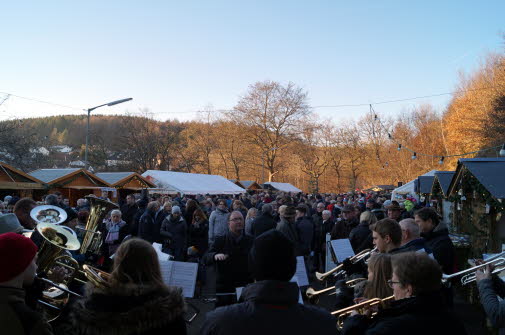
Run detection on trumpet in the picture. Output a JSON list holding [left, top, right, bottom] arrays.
[[306, 278, 367, 300], [442, 255, 505, 286], [83, 264, 111, 289], [316, 248, 376, 281], [332, 295, 394, 329]]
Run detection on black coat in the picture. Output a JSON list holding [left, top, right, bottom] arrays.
[[421, 224, 455, 274], [342, 291, 467, 335], [120, 203, 139, 226], [188, 219, 209, 256], [349, 222, 373, 253], [296, 216, 314, 256], [68, 284, 187, 335], [250, 213, 276, 238], [137, 210, 157, 244], [205, 232, 254, 293], [160, 215, 187, 261], [331, 218, 359, 240]]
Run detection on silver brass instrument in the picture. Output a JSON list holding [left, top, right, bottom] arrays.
[[316, 248, 376, 281], [79, 195, 118, 254], [83, 264, 111, 289], [35, 276, 82, 322], [442, 254, 505, 286]]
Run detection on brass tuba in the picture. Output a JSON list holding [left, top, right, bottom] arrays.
[[79, 195, 119, 255], [36, 221, 81, 285]]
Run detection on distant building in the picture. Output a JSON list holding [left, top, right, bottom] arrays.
[[51, 145, 73, 153]]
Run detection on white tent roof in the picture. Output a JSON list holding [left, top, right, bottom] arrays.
[[391, 170, 437, 200], [264, 182, 302, 193], [141, 170, 245, 195]]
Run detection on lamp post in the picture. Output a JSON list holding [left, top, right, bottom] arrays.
[[84, 98, 132, 169]]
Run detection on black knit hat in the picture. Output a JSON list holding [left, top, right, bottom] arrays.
[[249, 230, 296, 281]]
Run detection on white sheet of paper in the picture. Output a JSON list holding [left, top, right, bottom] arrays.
[[330, 239, 355, 263], [159, 260, 198, 298], [152, 242, 170, 261], [292, 256, 309, 287]]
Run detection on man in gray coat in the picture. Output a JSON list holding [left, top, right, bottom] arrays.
[[200, 230, 335, 335], [476, 263, 505, 334], [208, 199, 229, 247], [276, 205, 302, 256]]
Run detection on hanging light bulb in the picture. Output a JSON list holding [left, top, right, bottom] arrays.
[[412, 152, 417, 160], [500, 143, 505, 157], [374, 114, 378, 121], [439, 156, 445, 165], [397, 144, 402, 151], [388, 133, 392, 139]]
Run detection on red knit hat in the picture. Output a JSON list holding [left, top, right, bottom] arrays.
[[0, 233, 38, 282]]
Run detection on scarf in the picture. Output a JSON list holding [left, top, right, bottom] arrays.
[[105, 219, 126, 244]]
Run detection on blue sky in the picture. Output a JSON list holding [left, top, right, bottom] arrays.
[[0, 1, 503, 123]]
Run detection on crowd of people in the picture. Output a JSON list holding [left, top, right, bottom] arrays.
[[0, 189, 503, 334]]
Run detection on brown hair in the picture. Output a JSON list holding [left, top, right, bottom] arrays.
[[414, 207, 440, 226], [391, 252, 442, 295], [193, 207, 208, 222], [364, 253, 393, 299], [13, 198, 36, 213], [110, 238, 165, 288], [372, 218, 402, 245]]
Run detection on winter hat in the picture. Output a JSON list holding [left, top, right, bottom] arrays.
[[0, 233, 38, 282], [383, 200, 392, 208], [172, 206, 181, 214], [4, 195, 12, 203], [0, 214, 24, 234], [249, 230, 296, 281]]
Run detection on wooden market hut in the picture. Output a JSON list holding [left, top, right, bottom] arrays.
[[447, 158, 505, 256], [228, 179, 246, 189], [239, 180, 263, 191], [431, 171, 456, 227], [0, 162, 45, 199], [29, 168, 112, 206], [95, 172, 156, 202]]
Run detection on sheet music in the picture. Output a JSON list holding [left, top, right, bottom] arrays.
[[152, 242, 169, 261], [330, 239, 355, 263], [292, 256, 309, 287], [325, 233, 337, 272], [159, 260, 198, 298]]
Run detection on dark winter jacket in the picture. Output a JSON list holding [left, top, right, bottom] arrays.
[[160, 215, 187, 261], [200, 280, 335, 335], [421, 222, 455, 274], [250, 212, 276, 238], [331, 217, 359, 240], [137, 209, 157, 244], [120, 203, 139, 227], [396, 238, 432, 254], [188, 219, 209, 257], [205, 232, 254, 293], [0, 286, 53, 335], [477, 276, 505, 335], [342, 291, 466, 335], [295, 216, 314, 256], [349, 222, 373, 253], [276, 218, 302, 256], [68, 283, 187, 335]]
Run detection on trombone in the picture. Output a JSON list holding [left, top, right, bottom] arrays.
[[306, 278, 367, 300], [35, 276, 83, 322], [331, 295, 394, 329], [442, 255, 505, 286], [316, 248, 376, 281]]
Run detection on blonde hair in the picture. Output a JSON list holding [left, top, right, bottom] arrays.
[[360, 211, 377, 225]]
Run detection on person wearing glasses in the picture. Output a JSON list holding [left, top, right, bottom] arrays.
[[341, 252, 466, 334], [205, 211, 253, 307]]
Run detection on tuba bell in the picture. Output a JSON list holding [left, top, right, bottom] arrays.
[[79, 195, 119, 255]]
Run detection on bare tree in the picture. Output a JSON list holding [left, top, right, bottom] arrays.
[[229, 81, 311, 181]]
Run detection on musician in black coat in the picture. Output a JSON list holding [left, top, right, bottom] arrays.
[[205, 211, 254, 307], [342, 252, 466, 335]]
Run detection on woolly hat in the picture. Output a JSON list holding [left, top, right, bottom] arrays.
[[172, 206, 181, 214], [0, 233, 38, 282], [249, 230, 296, 281], [0, 214, 24, 234]]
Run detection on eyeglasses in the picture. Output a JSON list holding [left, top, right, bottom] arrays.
[[387, 280, 401, 289]]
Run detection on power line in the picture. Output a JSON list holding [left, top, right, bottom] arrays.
[[0, 91, 84, 111]]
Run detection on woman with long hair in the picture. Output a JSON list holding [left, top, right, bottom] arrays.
[[362, 253, 393, 299], [69, 238, 187, 335]]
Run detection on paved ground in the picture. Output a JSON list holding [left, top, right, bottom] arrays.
[[185, 266, 492, 335]]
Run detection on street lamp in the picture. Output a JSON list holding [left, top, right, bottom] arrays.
[[84, 98, 132, 169]]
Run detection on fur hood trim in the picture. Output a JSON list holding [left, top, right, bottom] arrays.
[[70, 283, 185, 335]]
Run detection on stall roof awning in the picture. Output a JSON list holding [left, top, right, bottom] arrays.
[[29, 168, 110, 187], [263, 182, 302, 193], [141, 170, 245, 195], [0, 162, 45, 189], [240, 180, 262, 189], [433, 171, 456, 196], [416, 176, 435, 194], [459, 158, 505, 199], [95, 172, 156, 188]]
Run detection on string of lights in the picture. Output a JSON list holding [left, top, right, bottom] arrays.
[[369, 104, 505, 164]]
